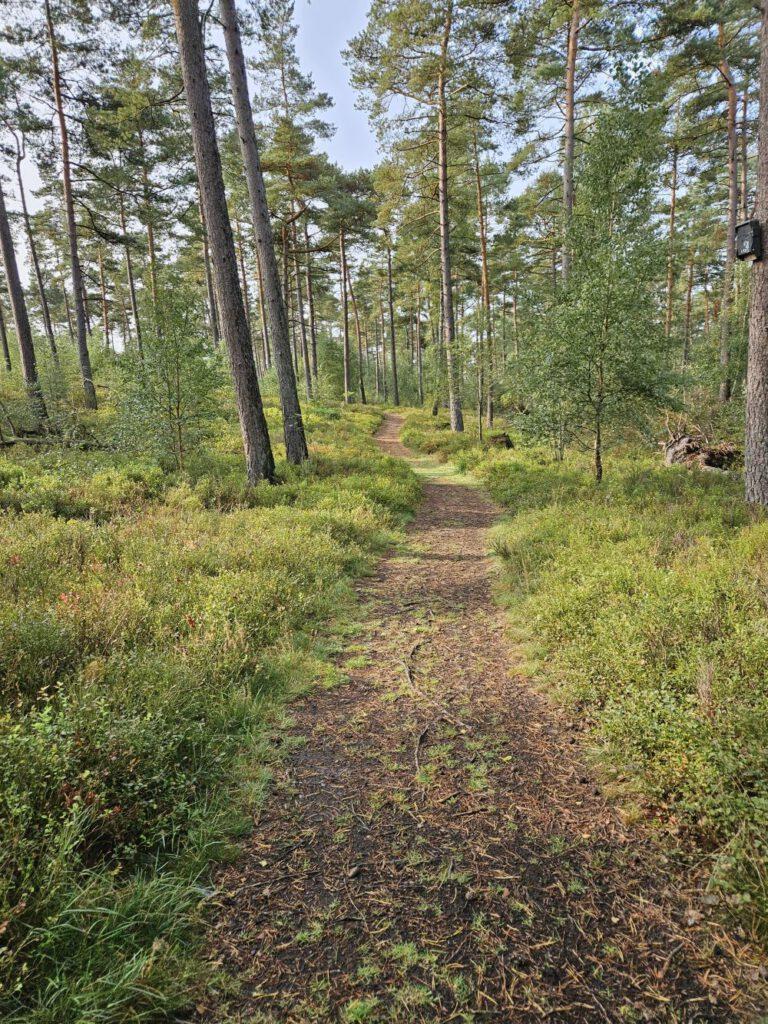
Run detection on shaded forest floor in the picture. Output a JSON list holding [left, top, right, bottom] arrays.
[[200, 414, 765, 1024]]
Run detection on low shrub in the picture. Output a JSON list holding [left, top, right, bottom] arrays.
[[0, 404, 419, 1021], [403, 408, 768, 941]]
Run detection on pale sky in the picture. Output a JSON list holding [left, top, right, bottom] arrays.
[[292, 0, 379, 170]]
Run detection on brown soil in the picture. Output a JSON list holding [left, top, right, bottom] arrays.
[[201, 414, 764, 1023]]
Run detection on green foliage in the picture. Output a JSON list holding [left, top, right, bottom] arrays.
[[404, 408, 768, 940], [114, 288, 225, 470], [0, 404, 419, 1022], [520, 91, 676, 475]]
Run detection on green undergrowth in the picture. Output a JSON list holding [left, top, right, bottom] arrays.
[[403, 407, 768, 942], [1, 402, 420, 1022]]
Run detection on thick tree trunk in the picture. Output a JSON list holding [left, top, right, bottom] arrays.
[[0, 295, 12, 372], [665, 141, 678, 339], [45, 0, 96, 408], [172, 0, 274, 483], [13, 136, 58, 363], [745, 5, 768, 505], [386, 244, 399, 405], [0, 182, 47, 422], [562, 0, 580, 283], [219, 0, 307, 462], [719, 30, 738, 404], [339, 227, 351, 402]]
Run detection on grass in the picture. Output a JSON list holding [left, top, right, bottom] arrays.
[[402, 406, 768, 942], [0, 400, 420, 1022]]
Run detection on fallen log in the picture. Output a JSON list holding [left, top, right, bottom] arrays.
[[662, 434, 741, 471]]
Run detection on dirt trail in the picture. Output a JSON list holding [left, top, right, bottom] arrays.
[[203, 414, 762, 1023]]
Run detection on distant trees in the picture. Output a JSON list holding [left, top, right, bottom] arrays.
[[0, 0, 761, 490]]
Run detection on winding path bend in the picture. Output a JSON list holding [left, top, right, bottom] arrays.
[[203, 414, 761, 1023]]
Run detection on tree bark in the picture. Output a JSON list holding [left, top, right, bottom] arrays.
[[198, 189, 220, 349], [562, 0, 580, 283], [98, 248, 111, 350], [683, 257, 694, 367], [473, 132, 493, 427], [437, 2, 463, 431], [304, 221, 318, 381], [347, 267, 366, 404], [13, 134, 58, 363], [386, 243, 399, 405], [0, 293, 12, 372], [379, 285, 388, 402], [120, 192, 143, 356], [219, 0, 307, 462], [45, 0, 96, 408], [172, 0, 274, 483], [291, 221, 312, 400], [740, 86, 749, 221], [719, 27, 738, 404], [745, 4, 768, 505], [665, 140, 678, 339], [339, 227, 351, 402], [0, 182, 47, 422], [416, 281, 424, 406]]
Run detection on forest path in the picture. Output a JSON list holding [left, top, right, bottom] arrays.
[[203, 414, 761, 1024]]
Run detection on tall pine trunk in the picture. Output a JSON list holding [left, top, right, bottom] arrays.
[[416, 281, 424, 406], [219, 0, 307, 462], [119, 192, 143, 356], [562, 0, 580, 283], [13, 134, 58, 364], [172, 0, 274, 483], [0, 182, 47, 423], [304, 221, 318, 382], [665, 140, 678, 339], [719, 28, 738, 404], [339, 227, 351, 402], [291, 221, 312, 400], [45, 0, 96, 408], [0, 293, 12, 372], [437, 55, 463, 431], [473, 132, 493, 427], [347, 268, 367, 404], [745, 4, 768, 505], [386, 244, 399, 405]]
